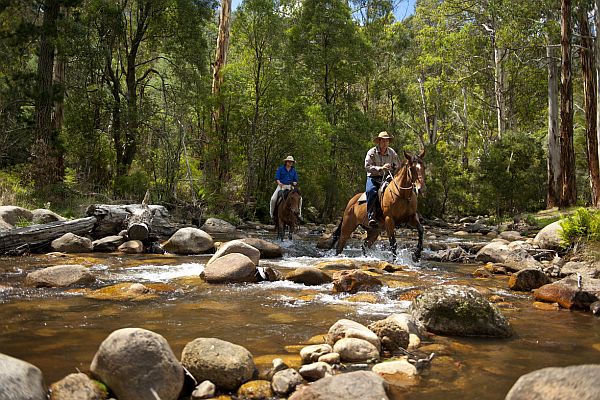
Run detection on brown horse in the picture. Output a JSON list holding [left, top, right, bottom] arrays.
[[328, 150, 426, 260], [275, 187, 302, 241]]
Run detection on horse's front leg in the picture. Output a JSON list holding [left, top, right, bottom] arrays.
[[409, 215, 424, 261], [288, 224, 293, 240], [384, 216, 397, 256]]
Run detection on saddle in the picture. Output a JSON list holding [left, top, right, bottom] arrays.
[[357, 178, 391, 205]]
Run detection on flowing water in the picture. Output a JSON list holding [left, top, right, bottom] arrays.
[[0, 233, 599, 399]]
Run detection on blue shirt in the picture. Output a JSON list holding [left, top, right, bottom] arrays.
[[275, 165, 299, 185]]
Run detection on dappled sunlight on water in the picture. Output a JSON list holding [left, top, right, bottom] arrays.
[[0, 236, 599, 399]]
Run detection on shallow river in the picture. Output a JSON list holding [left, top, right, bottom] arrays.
[[0, 233, 599, 399]]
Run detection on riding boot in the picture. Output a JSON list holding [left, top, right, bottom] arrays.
[[367, 201, 378, 227]]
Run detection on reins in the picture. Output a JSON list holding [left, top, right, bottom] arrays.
[[386, 163, 416, 200]]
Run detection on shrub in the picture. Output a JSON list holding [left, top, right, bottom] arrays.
[[560, 208, 600, 248]]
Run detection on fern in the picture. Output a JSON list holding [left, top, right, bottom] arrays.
[[560, 208, 600, 248]]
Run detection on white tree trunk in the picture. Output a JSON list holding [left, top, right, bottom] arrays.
[[547, 39, 561, 208], [494, 45, 506, 139]]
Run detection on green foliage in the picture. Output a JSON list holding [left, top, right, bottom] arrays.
[[0, 168, 33, 207], [560, 208, 600, 248], [476, 131, 546, 216], [113, 169, 151, 201]]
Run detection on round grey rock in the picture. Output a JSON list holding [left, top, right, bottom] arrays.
[[505, 364, 600, 400], [202, 253, 257, 283], [289, 370, 389, 400], [163, 227, 214, 254], [181, 338, 255, 391], [0, 353, 47, 400], [90, 328, 184, 400], [25, 265, 95, 288]]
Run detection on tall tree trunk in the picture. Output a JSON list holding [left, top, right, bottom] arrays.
[[418, 73, 430, 146], [493, 44, 506, 140], [547, 36, 561, 208], [559, 0, 577, 207], [595, 0, 600, 205], [246, 56, 262, 206], [580, 9, 600, 206], [461, 86, 469, 169], [210, 0, 232, 195], [32, 0, 63, 188]]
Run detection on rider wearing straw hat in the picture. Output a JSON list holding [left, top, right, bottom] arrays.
[[270, 156, 302, 221], [365, 131, 400, 227]]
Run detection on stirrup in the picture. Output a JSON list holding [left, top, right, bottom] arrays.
[[368, 218, 378, 227]]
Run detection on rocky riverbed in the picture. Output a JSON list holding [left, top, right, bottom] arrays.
[[0, 205, 599, 399]]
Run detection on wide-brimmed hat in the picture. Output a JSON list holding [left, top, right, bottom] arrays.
[[374, 131, 393, 143], [283, 155, 295, 163]]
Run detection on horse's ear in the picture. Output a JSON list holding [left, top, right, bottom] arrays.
[[404, 150, 412, 160], [419, 148, 426, 159]]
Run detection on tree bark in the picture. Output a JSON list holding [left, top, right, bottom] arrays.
[[0, 217, 97, 255], [559, 0, 577, 207], [32, 0, 64, 188], [210, 0, 232, 195], [547, 36, 561, 208], [580, 10, 600, 206], [461, 86, 469, 169]]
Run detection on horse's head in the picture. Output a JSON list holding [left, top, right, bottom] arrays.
[[286, 187, 302, 219], [404, 149, 426, 195]]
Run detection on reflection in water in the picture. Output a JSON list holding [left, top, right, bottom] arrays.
[[0, 239, 599, 400]]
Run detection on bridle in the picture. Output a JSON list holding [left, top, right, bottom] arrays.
[[386, 159, 422, 199]]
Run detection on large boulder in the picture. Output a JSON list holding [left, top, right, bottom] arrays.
[[533, 276, 600, 309], [0, 353, 47, 400], [162, 227, 214, 254], [92, 235, 126, 252], [289, 371, 389, 400], [332, 338, 380, 363], [207, 240, 260, 266], [368, 317, 410, 352], [51, 232, 93, 253], [31, 208, 65, 224], [49, 372, 107, 400], [476, 240, 532, 264], [0, 206, 33, 226], [410, 285, 513, 337], [533, 220, 563, 250], [327, 319, 381, 350], [508, 268, 552, 292], [181, 338, 256, 391], [25, 264, 95, 288], [239, 238, 283, 258], [90, 328, 184, 400], [505, 364, 600, 400], [202, 253, 257, 283], [286, 267, 332, 286], [332, 270, 383, 293], [200, 218, 238, 235], [118, 240, 144, 254]]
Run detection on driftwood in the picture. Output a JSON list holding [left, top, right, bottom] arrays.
[[0, 217, 97, 255], [86, 203, 177, 240]]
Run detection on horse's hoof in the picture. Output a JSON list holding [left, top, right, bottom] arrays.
[[412, 252, 421, 262]]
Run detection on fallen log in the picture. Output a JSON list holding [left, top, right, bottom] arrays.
[[86, 204, 177, 239], [0, 216, 97, 255], [127, 191, 152, 241]]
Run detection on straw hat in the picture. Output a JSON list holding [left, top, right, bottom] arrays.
[[374, 131, 393, 143], [283, 155, 295, 163]]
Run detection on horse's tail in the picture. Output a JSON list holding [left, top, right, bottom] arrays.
[[328, 217, 343, 249]]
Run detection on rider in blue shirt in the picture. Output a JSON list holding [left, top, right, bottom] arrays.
[[270, 156, 302, 221]]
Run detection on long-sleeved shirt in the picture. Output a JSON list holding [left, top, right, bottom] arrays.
[[275, 165, 299, 185], [365, 146, 400, 177]]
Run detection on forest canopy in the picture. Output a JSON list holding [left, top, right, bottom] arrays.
[[0, 0, 596, 222]]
